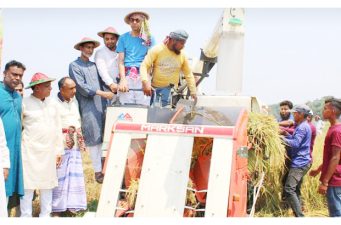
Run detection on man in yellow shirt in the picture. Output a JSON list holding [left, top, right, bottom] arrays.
[[140, 30, 197, 107]]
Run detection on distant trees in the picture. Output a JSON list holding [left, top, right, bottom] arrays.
[[269, 96, 334, 118]]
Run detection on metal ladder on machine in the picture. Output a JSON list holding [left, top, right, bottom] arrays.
[[95, 122, 235, 217]]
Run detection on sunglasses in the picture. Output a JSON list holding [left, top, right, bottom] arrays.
[[129, 17, 141, 23]]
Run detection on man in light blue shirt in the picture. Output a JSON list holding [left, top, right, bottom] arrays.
[[117, 10, 155, 106]]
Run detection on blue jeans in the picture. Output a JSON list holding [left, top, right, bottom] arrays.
[[150, 87, 171, 107], [327, 186, 341, 217], [283, 164, 311, 217]]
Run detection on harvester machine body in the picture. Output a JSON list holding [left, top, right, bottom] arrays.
[[93, 95, 253, 217]]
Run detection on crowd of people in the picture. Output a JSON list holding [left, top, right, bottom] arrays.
[[0, 9, 340, 218], [0, 10, 197, 217], [277, 100, 341, 217]]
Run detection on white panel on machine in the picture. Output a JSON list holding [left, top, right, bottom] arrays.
[[96, 132, 132, 217], [133, 134, 194, 217], [205, 138, 234, 217], [103, 107, 148, 151]]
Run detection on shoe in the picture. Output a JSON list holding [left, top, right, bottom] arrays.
[[95, 172, 104, 184]]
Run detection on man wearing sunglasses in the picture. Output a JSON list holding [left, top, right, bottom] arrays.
[[116, 11, 155, 106], [140, 30, 197, 107]]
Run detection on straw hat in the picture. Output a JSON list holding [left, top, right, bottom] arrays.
[[97, 27, 120, 38], [25, 72, 56, 89], [74, 37, 100, 50], [124, 11, 150, 24]]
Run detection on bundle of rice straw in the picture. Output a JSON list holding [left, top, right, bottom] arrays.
[[125, 179, 140, 209], [184, 179, 199, 217], [247, 112, 287, 216], [186, 179, 198, 208], [125, 179, 198, 215]]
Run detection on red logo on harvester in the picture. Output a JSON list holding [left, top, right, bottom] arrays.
[[124, 113, 133, 121], [117, 113, 133, 122]]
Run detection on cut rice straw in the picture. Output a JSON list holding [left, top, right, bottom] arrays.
[[247, 112, 287, 216]]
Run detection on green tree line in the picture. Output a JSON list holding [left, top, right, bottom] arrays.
[[269, 96, 334, 119]]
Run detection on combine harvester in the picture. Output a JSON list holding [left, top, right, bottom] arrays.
[[90, 8, 266, 217]]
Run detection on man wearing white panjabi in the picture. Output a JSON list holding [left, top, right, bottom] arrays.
[[20, 72, 64, 217], [51, 77, 87, 215], [95, 26, 120, 104], [0, 118, 10, 217]]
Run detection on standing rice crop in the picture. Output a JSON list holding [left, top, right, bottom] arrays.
[[300, 124, 328, 216]]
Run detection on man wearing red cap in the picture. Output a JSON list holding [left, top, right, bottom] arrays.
[[69, 37, 114, 183], [20, 73, 64, 217], [116, 11, 155, 105], [95, 27, 120, 101]]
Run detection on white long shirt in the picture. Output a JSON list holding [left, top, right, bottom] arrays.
[[0, 118, 9, 217], [94, 45, 119, 86], [56, 95, 82, 148], [21, 95, 64, 189]]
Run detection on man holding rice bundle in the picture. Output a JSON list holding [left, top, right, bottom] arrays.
[[278, 100, 295, 127], [310, 97, 341, 217], [280, 104, 312, 217]]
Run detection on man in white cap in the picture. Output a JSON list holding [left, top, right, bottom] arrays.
[[280, 104, 312, 217], [140, 29, 197, 107], [95, 27, 120, 100], [20, 73, 64, 217], [116, 11, 155, 105], [69, 37, 114, 183]]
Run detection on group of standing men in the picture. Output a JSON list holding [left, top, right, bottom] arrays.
[[278, 100, 341, 217], [0, 10, 197, 217]]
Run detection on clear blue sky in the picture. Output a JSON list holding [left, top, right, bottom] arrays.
[[1, 8, 341, 105]]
